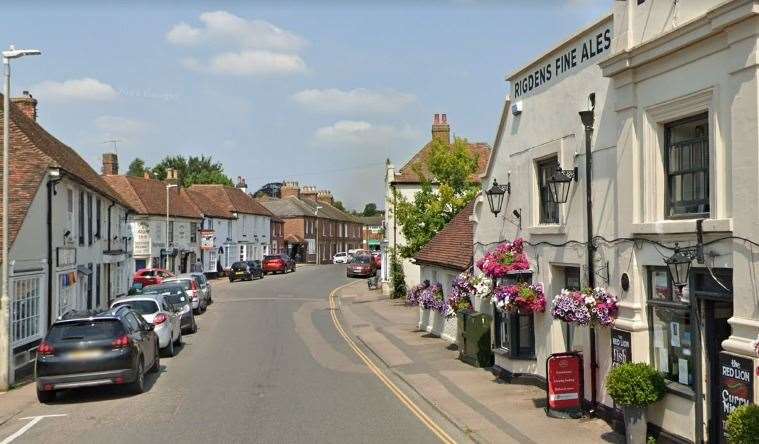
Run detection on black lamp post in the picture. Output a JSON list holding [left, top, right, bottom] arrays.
[[547, 166, 578, 204], [485, 179, 510, 217]]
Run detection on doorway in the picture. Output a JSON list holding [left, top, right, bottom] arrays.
[[704, 299, 733, 443]]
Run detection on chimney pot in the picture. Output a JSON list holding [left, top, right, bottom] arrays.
[[101, 152, 119, 176], [431, 112, 451, 144]]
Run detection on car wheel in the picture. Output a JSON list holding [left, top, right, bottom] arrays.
[[174, 329, 182, 346], [165, 336, 175, 357], [131, 360, 145, 394], [149, 344, 160, 373], [37, 388, 56, 404]]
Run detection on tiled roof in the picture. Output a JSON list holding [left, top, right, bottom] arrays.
[[187, 184, 273, 218], [358, 215, 384, 226], [102, 176, 202, 219], [392, 141, 491, 184], [1, 96, 132, 254], [414, 200, 475, 271], [260, 196, 360, 223], [284, 233, 304, 243]]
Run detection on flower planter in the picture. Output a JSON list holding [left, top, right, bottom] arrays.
[[476, 238, 530, 278], [623, 405, 646, 444], [492, 281, 546, 315]]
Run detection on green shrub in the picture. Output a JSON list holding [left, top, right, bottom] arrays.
[[390, 251, 406, 299], [605, 362, 665, 407], [725, 404, 759, 444]]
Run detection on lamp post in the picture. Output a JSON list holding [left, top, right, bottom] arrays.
[[314, 205, 322, 264], [1, 45, 40, 391], [165, 184, 177, 271]]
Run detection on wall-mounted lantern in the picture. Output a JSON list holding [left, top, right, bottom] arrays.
[[485, 179, 510, 217], [547, 166, 578, 204]]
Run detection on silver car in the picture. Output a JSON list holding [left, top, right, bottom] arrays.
[[164, 276, 206, 314], [110, 294, 182, 357], [184, 272, 212, 306]]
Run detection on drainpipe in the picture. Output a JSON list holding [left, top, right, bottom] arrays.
[[46, 172, 62, 326], [579, 96, 597, 413], [106, 201, 115, 301]]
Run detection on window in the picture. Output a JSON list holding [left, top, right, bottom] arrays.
[[87, 193, 93, 245], [95, 198, 102, 239], [66, 189, 74, 234], [227, 220, 233, 239], [190, 222, 197, 243], [169, 221, 175, 243], [95, 265, 101, 308], [11, 275, 42, 346], [665, 113, 709, 217], [647, 268, 694, 388], [537, 157, 560, 224], [493, 273, 535, 359], [78, 190, 85, 245]]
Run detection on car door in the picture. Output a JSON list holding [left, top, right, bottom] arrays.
[[133, 312, 157, 366], [124, 313, 148, 368], [162, 299, 180, 339]]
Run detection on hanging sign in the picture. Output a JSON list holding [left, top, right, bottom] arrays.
[[132, 222, 151, 257], [546, 352, 583, 413], [719, 353, 753, 442], [611, 329, 632, 367], [200, 230, 215, 251]]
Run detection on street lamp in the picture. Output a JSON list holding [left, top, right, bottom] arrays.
[[165, 184, 177, 270], [546, 166, 578, 204], [1, 45, 40, 391], [314, 205, 322, 264], [485, 179, 510, 217], [664, 244, 694, 291]]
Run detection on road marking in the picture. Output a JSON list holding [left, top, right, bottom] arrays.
[[1, 414, 67, 444], [329, 283, 457, 444]]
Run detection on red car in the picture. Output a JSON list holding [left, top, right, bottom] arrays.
[[371, 252, 381, 269], [262, 254, 296, 274], [347, 255, 377, 278], [132, 268, 174, 287]]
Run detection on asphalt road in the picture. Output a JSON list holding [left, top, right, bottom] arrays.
[[0, 265, 463, 444]]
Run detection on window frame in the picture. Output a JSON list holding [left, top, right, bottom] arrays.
[[95, 197, 102, 239], [663, 113, 710, 219], [87, 193, 93, 245], [78, 190, 85, 246], [493, 272, 536, 360], [536, 156, 560, 224]]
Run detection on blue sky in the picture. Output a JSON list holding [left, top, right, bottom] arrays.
[[1, 0, 609, 210]]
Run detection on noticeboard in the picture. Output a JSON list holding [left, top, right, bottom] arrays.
[[546, 352, 583, 414]]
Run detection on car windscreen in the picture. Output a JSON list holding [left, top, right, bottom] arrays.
[[112, 300, 160, 315], [263, 255, 280, 261], [164, 294, 187, 306], [231, 262, 249, 270], [353, 256, 372, 264], [48, 319, 125, 341], [164, 279, 191, 290]]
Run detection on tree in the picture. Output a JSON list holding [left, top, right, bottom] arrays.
[[152, 155, 233, 187], [126, 158, 147, 177], [393, 137, 480, 258], [332, 200, 347, 212], [362, 203, 378, 216]]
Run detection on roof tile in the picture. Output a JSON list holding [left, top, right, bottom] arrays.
[[414, 201, 475, 271]]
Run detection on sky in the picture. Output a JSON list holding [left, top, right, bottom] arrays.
[[1, 0, 610, 210]]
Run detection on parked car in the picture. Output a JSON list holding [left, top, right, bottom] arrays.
[[346, 254, 378, 278], [132, 268, 174, 287], [142, 283, 197, 334], [188, 272, 212, 304], [262, 254, 296, 274], [228, 261, 259, 282], [111, 295, 182, 357], [163, 276, 206, 314], [333, 252, 349, 264], [245, 260, 265, 280], [371, 252, 382, 269], [35, 306, 160, 403]]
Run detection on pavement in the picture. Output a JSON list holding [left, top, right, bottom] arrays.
[[0, 265, 469, 444], [334, 281, 624, 444]]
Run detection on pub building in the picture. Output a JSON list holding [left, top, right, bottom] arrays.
[[473, 1, 759, 442]]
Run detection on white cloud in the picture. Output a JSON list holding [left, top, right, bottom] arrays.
[[182, 50, 306, 76], [166, 11, 306, 51], [292, 88, 416, 114], [32, 78, 118, 102], [314, 120, 419, 149], [94, 115, 147, 139]]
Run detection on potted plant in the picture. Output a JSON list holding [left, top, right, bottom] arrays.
[[447, 274, 475, 317], [605, 363, 665, 444], [725, 404, 759, 443], [551, 287, 619, 327]]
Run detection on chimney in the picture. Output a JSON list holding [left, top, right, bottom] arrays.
[[317, 190, 334, 206], [101, 152, 119, 176], [235, 176, 248, 193], [300, 185, 318, 201], [144, 171, 152, 180], [431, 113, 450, 144], [165, 168, 179, 186], [11, 91, 37, 121], [280, 181, 300, 199]]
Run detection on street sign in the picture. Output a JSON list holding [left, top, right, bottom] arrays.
[[546, 352, 583, 417]]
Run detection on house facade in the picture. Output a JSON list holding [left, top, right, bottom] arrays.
[[473, 1, 759, 442], [270, 217, 284, 255], [360, 215, 384, 252], [2, 94, 132, 385], [384, 114, 490, 290]]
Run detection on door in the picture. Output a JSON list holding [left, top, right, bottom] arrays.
[[705, 300, 733, 443]]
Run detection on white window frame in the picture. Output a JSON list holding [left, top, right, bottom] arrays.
[[11, 274, 43, 347]]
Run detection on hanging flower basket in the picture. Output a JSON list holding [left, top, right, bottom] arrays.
[[551, 287, 618, 327], [476, 238, 530, 279], [406, 280, 430, 306], [492, 282, 546, 314], [447, 274, 475, 317], [417, 282, 451, 317]]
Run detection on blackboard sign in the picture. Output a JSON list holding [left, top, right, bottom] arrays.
[[611, 329, 631, 367], [719, 353, 753, 443]]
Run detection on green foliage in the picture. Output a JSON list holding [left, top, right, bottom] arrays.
[[389, 250, 406, 299], [393, 137, 479, 258], [605, 363, 665, 408], [332, 200, 347, 212], [152, 155, 233, 187], [362, 203, 378, 216], [126, 158, 147, 177], [726, 404, 759, 444]]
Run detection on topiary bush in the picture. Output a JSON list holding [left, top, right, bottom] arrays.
[[390, 250, 406, 299], [605, 362, 666, 407], [725, 404, 759, 444]]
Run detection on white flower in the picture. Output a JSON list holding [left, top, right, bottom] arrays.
[[585, 296, 595, 305]]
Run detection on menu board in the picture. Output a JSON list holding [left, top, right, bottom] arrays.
[[719, 353, 753, 443], [547, 353, 583, 411], [611, 329, 631, 367]]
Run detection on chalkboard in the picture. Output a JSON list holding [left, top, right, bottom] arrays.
[[611, 329, 631, 367], [719, 353, 753, 443]]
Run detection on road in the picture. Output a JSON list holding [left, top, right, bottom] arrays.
[[0, 265, 465, 443]]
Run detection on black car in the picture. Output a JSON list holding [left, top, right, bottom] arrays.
[[245, 260, 265, 279], [143, 283, 197, 334], [35, 306, 160, 403], [229, 261, 259, 282]]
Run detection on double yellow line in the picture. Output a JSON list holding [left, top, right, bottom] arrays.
[[329, 284, 457, 444]]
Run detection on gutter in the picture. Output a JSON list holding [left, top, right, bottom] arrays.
[[46, 174, 62, 326]]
